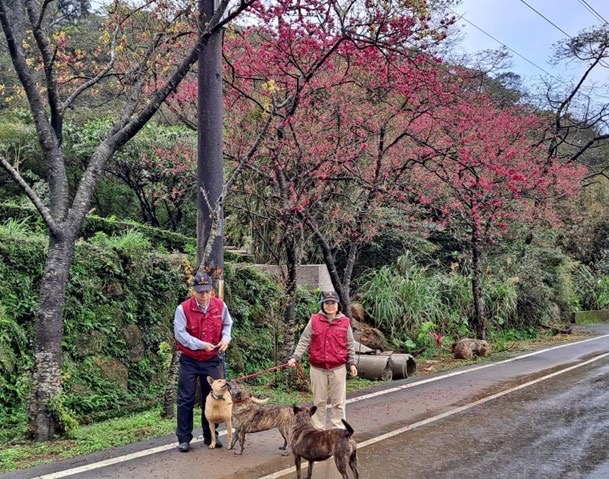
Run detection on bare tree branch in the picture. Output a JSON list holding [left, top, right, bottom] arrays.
[[0, 154, 59, 235]]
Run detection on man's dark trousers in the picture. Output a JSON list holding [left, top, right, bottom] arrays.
[[176, 354, 223, 444]]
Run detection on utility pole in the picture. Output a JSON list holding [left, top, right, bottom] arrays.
[[197, 0, 224, 298]]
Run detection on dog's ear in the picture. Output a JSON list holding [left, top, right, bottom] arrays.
[[207, 376, 214, 385], [310, 405, 317, 416], [293, 404, 300, 413]]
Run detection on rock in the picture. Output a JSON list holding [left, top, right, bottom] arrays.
[[452, 338, 490, 360]]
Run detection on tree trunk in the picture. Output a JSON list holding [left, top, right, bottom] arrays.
[[311, 224, 360, 319], [281, 237, 301, 361], [471, 236, 486, 340], [161, 345, 181, 419], [29, 232, 75, 441]]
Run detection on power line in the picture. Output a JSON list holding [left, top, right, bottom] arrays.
[[519, 1, 609, 69], [577, 0, 609, 25], [451, 9, 558, 79], [519, 0, 573, 38]]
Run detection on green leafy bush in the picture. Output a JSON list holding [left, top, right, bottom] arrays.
[[514, 247, 580, 325]]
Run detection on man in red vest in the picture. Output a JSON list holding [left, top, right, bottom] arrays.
[[174, 272, 233, 452], [288, 291, 358, 430]]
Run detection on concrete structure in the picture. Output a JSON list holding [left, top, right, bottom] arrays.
[[252, 264, 334, 291]]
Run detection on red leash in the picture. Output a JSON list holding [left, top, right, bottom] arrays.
[[232, 362, 306, 382]]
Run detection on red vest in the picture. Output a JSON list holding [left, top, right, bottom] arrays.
[[177, 296, 224, 361], [308, 313, 350, 370]]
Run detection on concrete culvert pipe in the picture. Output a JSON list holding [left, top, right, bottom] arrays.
[[355, 354, 393, 381], [388, 354, 417, 380]]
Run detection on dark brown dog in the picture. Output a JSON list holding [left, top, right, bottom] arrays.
[[228, 381, 294, 455], [291, 404, 359, 479]]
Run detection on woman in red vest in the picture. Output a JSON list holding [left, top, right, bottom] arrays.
[[174, 272, 233, 452], [288, 291, 358, 429]]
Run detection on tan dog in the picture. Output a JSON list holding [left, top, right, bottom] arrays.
[[291, 405, 359, 479], [228, 381, 294, 455], [204, 376, 233, 449], [452, 338, 491, 359]]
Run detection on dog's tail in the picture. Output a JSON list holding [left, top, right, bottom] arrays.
[[341, 419, 355, 437]]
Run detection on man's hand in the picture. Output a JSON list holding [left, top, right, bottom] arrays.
[[202, 342, 216, 352], [215, 340, 229, 352], [349, 364, 358, 377], [287, 358, 296, 367]]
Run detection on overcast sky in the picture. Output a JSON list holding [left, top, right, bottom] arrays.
[[451, 0, 609, 86]]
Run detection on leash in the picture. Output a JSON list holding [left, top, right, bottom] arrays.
[[219, 350, 228, 379], [231, 361, 306, 382]]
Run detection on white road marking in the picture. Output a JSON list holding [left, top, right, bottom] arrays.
[[256, 350, 609, 479], [33, 333, 609, 478]]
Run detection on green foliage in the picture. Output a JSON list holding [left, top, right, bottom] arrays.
[[0, 305, 27, 374], [0, 203, 197, 253], [486, 327, 539, 353], [1, 217, 31, 236], [0, 225, 190, 438], [0, 115, 39, 188], [0, 216, 292, 440], [223, 263, 284, 378], [356, 256, 442, 336], [415, 321, 441, 359], [0, 204, 47, 235], [64, 118, 198, 233], [574, 265, 609, 311], [0, 410, 177, 473], [88, 230, 152, 251], [514, 247, 581, 325], [47, 394, 79, 434], [484, 277, 519, 328], [597, 276, 609, 310]]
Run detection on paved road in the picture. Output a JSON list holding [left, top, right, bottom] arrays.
[[6, 324, 609, 479]]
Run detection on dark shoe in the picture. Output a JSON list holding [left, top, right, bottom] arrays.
[[178, 442, 190, 452]]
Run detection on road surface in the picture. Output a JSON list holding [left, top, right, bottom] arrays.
[[5, 324, 609, 479]]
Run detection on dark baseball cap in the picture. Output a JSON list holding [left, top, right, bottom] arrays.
[[193, 272, 213, 292], [321, 291, 340, 303]]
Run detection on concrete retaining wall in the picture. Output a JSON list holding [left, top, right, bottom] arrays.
[[252, 264, 333, 291], [573, 310, 609, 323]]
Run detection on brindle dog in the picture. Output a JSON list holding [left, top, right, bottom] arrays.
[[291, 405, 359, 479], [204, 376, 233, 449], [228, 381, 294, 455]]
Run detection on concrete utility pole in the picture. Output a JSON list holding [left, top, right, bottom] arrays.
[[197, 0, 224, 297]]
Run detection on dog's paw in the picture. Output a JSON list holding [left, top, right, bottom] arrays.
[[280, 450, 289, 456]]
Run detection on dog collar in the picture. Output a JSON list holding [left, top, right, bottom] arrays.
[[211, 392, 225, 401]]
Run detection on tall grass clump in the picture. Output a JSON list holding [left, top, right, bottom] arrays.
[[356, 255, 443, 338], [595, 276, 609, 310], [356, 252, 525, 354]]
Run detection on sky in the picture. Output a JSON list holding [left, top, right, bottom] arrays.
[[450, 0, 609, 87]]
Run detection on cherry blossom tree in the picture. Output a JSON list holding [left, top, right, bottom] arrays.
[[0, 0, 256, 440], [408, 84, 588, 339], [216, 1, 455, 353]]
